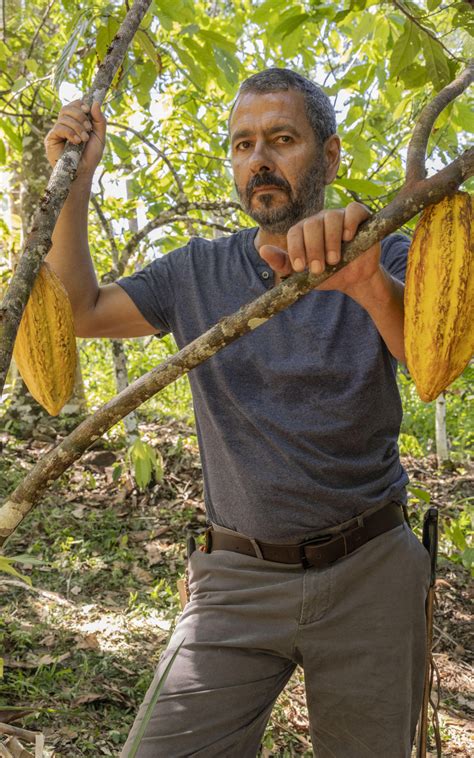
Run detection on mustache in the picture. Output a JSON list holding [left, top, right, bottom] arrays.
[[246, 173, 291, 199]]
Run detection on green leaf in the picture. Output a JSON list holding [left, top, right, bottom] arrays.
[[53, 10, 91, 91], [399, 63, 427, 89], [421, 32, 451, 90], [129, 439, 163, 490], [0, 119, 22, 153], [109, 133, 130, 160], [0, 556, 32, 585], [198, 29, 236, 55], [452, 101, 474, 130], [136, 30, 161, 73], [213, 47, 240, 90], [274, 13, 309, 39], [407, 485, 431, 504], [461, 546, 474, 573], [334, 177, 385, 197], [96, 15, 120, 63], [453, 5, 474, 36], [252, 0, 288, 25], [153, 0, 195, 24], [390, 22, 421, 78], [11, 76, 27, 93], [25, 59, 38, 74], [0, 139, 6, 165]]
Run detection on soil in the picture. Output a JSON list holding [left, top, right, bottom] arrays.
[[0, 420, 472, 756]]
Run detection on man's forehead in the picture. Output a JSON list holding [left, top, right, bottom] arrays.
[[229, 89, 310, 134]]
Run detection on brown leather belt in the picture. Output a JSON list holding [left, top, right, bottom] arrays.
[[205, 503, 405, 570]]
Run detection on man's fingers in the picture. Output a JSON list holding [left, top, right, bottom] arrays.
[[343, 202, 371, 242], [286, 224, 306, 272], [302, 215, 325, 275], [323, 209, 345, 266], [57, 115, 91, 141], [259, 245, 292, 276]]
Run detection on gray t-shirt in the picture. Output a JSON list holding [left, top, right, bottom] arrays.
[[117, 228, 409, 542]]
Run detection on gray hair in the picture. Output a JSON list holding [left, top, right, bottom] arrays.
[[230, 68, 336, 145]]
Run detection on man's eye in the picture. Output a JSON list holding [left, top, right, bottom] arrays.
[[278, 135, 292, 143], [236, 141, 250, 150]]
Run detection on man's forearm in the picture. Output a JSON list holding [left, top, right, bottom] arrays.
[[45, 174, 100, 325], [345, 267, 406, 364]]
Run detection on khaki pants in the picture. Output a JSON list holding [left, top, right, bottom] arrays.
[[121, 514, 430, 757]]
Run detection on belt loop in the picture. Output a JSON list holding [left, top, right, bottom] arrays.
[[342, 532, 348, 556], [250, 538, 264, 559], [299, 544, 310, 570], [205, 528, 213, 553]]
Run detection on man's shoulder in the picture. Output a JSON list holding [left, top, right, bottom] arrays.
[[381, 232, 410, 252]]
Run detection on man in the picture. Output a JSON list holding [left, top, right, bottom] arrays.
[[45, 68, 430, 757]]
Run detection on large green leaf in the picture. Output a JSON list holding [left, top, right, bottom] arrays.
[[274, 13, 310, 39], [421, 32, 451, 90], [136, 29, 162, 73], [390, 21, 421, 78], [334, 177, 386, 198]]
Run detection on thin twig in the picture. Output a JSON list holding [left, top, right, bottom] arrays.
[[108, 120, 186, 200], [24, 0, 55, 63], [90, 194, 120, 268]]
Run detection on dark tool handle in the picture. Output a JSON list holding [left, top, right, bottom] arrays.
[[422, 507, 438, 587], [417, 506, 440, 757], [186, 535, 196, 560]]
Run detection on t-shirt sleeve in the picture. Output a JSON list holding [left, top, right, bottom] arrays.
[[380, 233, 410, 284], [116, 245, 188, 336]]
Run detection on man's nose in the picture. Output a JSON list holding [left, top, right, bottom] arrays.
[[249, 141, 275, 174]]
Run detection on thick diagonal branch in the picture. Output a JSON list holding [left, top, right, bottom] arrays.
[[406, 61, 473, 184], [1, 145, 472, 545], [0, 0, 152, 396]]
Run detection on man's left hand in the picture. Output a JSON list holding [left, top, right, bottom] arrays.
[[259, 202, 380, 296]]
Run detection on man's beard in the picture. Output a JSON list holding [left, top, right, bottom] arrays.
[[235, 161, 326, 234]]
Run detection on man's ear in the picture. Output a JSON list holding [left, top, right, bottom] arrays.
[[323, 134, 341, 185]]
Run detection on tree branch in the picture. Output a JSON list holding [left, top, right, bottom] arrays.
[[1, 143, 472, 545], [90, 194, 120, 270], [406, 61, 474, 183], [24, 0, 55, 65], [116, 199, 241, 275], [0, 0, 153, 397], [108, 120, 186, 200]]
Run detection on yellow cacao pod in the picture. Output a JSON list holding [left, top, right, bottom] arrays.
[[404, 191, 473, 403], [13, 262, 77, 416]]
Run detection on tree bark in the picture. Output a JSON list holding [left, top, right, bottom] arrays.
[[0, 0, 153, 396], [111, 339, 138, 441], [435, 393, 449, 466]]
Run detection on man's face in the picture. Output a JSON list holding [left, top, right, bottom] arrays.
[[230, 89, 327, 234]]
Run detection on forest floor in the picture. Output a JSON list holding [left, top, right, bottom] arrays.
[[0, 417, 472, 757]]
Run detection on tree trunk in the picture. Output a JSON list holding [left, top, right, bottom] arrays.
[[111, 339, 138, 441], [435, 393, 450, 466], [0, 0, 153, 395]]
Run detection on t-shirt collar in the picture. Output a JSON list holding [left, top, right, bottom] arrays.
[[243, 227, 275, 288]]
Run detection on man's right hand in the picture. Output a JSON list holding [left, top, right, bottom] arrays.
[[44, 100, 106, 178]]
